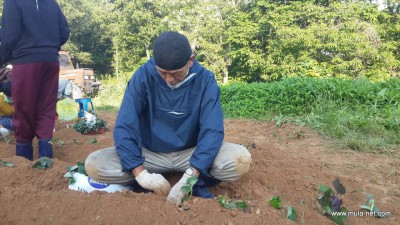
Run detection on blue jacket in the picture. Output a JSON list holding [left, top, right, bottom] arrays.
[[1, 0, 70, 65], [114, 58, 224, 176]]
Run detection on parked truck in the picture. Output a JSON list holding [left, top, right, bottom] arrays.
[[58, 51, 101, 96]]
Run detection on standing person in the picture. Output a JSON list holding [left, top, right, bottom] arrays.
[[1, 0, 70, 160], [85, 31, 252, 206]]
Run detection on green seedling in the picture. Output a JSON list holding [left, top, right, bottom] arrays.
[[217, 195, 249, 212], [64, 161, 87, 185], [0, 136, 14, 144], [181, 176, 198, 203], [269, 196, 282, 209], [50, 137, 65, 146], [73, 138, 80, 145], [89, 138, 98, 144], [360, 194, 388, 218], [0, 159, 15, 168], [32, 157, 53, 170], [317, 178, 347, 225], [268, 196, 297, 222]]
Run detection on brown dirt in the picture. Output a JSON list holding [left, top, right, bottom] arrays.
[[0, 111, 399, 225]]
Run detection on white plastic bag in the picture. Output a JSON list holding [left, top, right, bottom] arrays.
[[68, 173, 131, 193]]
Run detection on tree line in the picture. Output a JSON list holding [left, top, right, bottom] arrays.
[[1, 0, 399, 83]]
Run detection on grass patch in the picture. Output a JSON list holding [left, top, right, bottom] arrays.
[[220, 77, 399, 153]]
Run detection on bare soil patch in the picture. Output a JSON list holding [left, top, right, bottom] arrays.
[[0, 111, 399, 225]]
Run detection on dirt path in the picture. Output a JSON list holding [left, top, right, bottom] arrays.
[[0, 111, 398, 225]]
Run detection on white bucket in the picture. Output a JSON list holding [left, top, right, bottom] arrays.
[[68, 173, 131, 193]]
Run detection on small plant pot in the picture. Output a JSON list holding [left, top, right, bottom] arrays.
[[82, 127, 106, 135]]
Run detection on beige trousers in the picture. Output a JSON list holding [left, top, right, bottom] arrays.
[[85, 142, 252, 185]]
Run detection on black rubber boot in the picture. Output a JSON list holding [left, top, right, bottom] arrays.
[[38, 138, 53, 158], [16, 142, 33, 160]]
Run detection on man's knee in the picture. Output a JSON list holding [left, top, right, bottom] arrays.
[[212, 143, 252, 181], [85, 151, 100, 179], [84, 147, 113, 180], [236, 147, 251, 176], [233, 145, 252, 177]]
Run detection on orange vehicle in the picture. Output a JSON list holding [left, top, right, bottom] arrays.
[[58, 50, 101, 95]]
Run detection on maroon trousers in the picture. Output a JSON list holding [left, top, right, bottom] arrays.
[[12, 62, 59, 143]]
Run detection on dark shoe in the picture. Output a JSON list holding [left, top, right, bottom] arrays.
[[192, 186, 214, 198], [38, 138, 53, 158], [192, 175, 221, 199], [16, 142, 33, 160]]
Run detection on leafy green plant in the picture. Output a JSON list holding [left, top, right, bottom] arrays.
[[317, 178, 347, 225], [268, 196, 297, 222], [180, 176, 198, 203], [71, 111, 108, 134], [0, 159, 15, 168], [217, 195, 249, 212], [64, 161, 87, 185], [50, 137, 65, 146], [89, 138, 98, 144], [360, 194, 388, 218], [32, 157, 53, 170], [0, 136, 15, 144]]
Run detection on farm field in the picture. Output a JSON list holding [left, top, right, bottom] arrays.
[[0, 111, 399, 225]]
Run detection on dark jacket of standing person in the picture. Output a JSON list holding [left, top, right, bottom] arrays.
[[1, 0, 70, 65]]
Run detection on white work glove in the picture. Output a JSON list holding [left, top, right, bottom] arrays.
[[167, 173, 192, 206], [135, 170, 171, 195]]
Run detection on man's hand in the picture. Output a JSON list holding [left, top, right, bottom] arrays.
[[167, 173, 191, 206], [135, 170, 171, 195], [167, 173, 192, 206]]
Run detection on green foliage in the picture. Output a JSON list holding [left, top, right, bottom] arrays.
[[268, 196, 297, 222], [89, 138, 98, 144], [268, 196, 282, 209], [50, 137, 65, 146], [0, 136, 14, 145], [224, 1, 399, 82], [64, 161, 87, 185], [0, 159, 15, 168], [180, 176, 198, 203], [92, 73, 130, 111], [287, 206, 297, 222], [220, 77, 400, 152], [32, 157, 53, 170], [71, 112, 108, 134], [317, 181, 348, 225], [359, 194, 388, 218], [3, 1, 398, 80], [217, 195, 249, 211], [57, 0, 114, 74]]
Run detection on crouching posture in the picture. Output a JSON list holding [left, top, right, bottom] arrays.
[[85, 31, 252, 206]]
